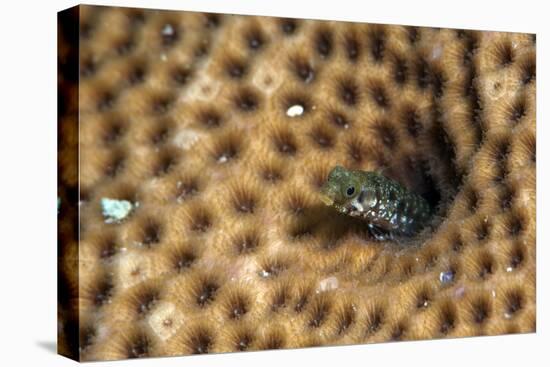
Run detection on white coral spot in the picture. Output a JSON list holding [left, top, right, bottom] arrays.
[[286, 104, 304, 117], [101, 198, 133, 223], [252, 64, 283, 95], [148, 302, 184, 341], [317, 276, 339, 292], [184, 75, 221, 102], [161, 24, 174, 37], [117, 251, 151, 289], [173, 128, 203, 150]]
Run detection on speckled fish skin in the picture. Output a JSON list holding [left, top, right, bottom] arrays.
[[320, 165, 432, 240]]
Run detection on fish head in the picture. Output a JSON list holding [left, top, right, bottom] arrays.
[[320, 165, 363, 209]]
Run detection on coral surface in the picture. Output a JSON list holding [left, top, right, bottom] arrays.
[[58, 5, 536, 361]]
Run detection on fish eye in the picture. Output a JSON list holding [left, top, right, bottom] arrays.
[[346, 186, 355, 196]]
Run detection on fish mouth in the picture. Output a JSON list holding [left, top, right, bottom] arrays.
[[319, 192, 335, 206]]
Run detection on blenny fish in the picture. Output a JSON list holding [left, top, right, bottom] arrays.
[[320, 165, 432, 240]]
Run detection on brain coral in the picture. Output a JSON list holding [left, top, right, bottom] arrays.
[[57, 5, 536, 361]]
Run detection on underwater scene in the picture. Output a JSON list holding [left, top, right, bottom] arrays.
[[58, 5, 536, 361]]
